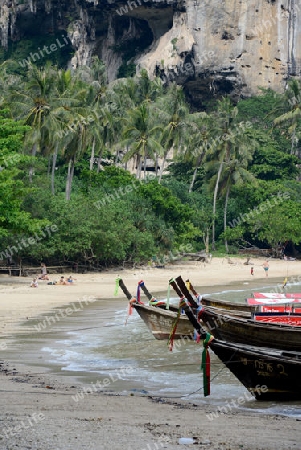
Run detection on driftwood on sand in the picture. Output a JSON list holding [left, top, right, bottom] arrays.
[[180, 252, 212, 263]]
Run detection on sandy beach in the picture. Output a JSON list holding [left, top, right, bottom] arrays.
[[1, 256, 301, 449]]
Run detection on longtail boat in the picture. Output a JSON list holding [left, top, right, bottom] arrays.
[[206, 340, 301, 401], [198, 305, 301, 351], [253, 292, 301, 299], [187, 280, 297, 313], [185, 279, 255, 312], [117, 278, 195, 340], [170, 276, 301, 401], [117, 278, 287, 340], [247, 296, 301, 313], [131, 302, 194, 340], [200, 295, 253, 312]]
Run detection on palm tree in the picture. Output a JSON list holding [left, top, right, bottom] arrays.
[[47, 63, 108, 197], [35, 66, 92, 195], [135, 69, 163, 104], [274, 79, 301, 155], [218, 130, 258, 252], [205, 98, 258, 251], [204, 97, 238, 250], [8, 63, 59, 182], [121, 102, 163, 179], [92, 97, 118, 173], [179, 112, 214, 192], [155, 84, 189, 182]]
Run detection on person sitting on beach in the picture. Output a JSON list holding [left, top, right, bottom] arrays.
[[67, 275, 76, 284], [39, 263, 49, 281], [30, 278, 38, 288], [57, 276, 69, 285]]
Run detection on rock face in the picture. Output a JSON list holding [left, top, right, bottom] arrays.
[[0, 0, 300, 107]]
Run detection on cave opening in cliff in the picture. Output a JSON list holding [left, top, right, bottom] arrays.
[[113, 16, 153, 78], [1, 7, 74, 72], [183, 76, 237, 111]]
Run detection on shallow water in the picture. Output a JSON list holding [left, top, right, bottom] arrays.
[[4, 280, 301, 419]]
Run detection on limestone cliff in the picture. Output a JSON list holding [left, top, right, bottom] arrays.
[[0, 0, 300, 108]]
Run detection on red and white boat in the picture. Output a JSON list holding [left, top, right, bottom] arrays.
[[248, 294, 301, 312], [254, 313, 301, 326], [247, 294, 301, 324], [247, 300, 301, 313], [252, 292, 301, 299]]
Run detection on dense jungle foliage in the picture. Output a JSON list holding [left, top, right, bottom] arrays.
[[0, 57, 301, 269]]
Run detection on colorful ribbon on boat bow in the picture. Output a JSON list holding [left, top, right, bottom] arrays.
[[137, 280, 145, 304], [125, 297, 137, 324], [149, 298, 166, 306], [114, 277, 121, 296], [201, 332, 214, 397]]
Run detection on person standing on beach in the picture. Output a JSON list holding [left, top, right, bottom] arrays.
[[262, 260, 269, 277], [39, 262, 49, 280]]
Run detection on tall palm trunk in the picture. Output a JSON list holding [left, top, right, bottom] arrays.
[[136, 154, 141, 179], [29, 143, 38, 183], [189, 153, 204, 193], [97, 148, 103, 173], [155, 154, 159, 177], [212, 161, 223, 250], [89, 138, 96, 171], [291, 124, 297, 155], [158, 151, 168, 184], [47, 155, 51, 177], [51, 145, 58, 195], [224, 184, 230, 253], [65, 157, 75, 201], [143, 154, 147, 181], [203, 227, 210, 254]]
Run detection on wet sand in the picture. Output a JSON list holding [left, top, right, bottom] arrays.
[[1, 257, 301, 449]]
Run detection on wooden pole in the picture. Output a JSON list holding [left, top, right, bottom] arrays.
[[169, 278, 207, 339], [175, 275, 198, 309], [118, 279, 134, 301]]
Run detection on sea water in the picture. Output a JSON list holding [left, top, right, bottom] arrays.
[[6, 280, 301, 418]]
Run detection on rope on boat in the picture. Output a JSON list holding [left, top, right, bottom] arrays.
[[125, 297, 137, 325]]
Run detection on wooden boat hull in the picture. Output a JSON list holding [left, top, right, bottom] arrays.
[[200, 306, 301, 351], [133, 303, 194, 340], [203, 295, 301, 313], [210, 339, 301, 400], [132, 298, 251, 341], [201, 296, 254, 312]]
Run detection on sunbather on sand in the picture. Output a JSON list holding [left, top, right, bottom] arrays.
[[57, 276, 69, 285]]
